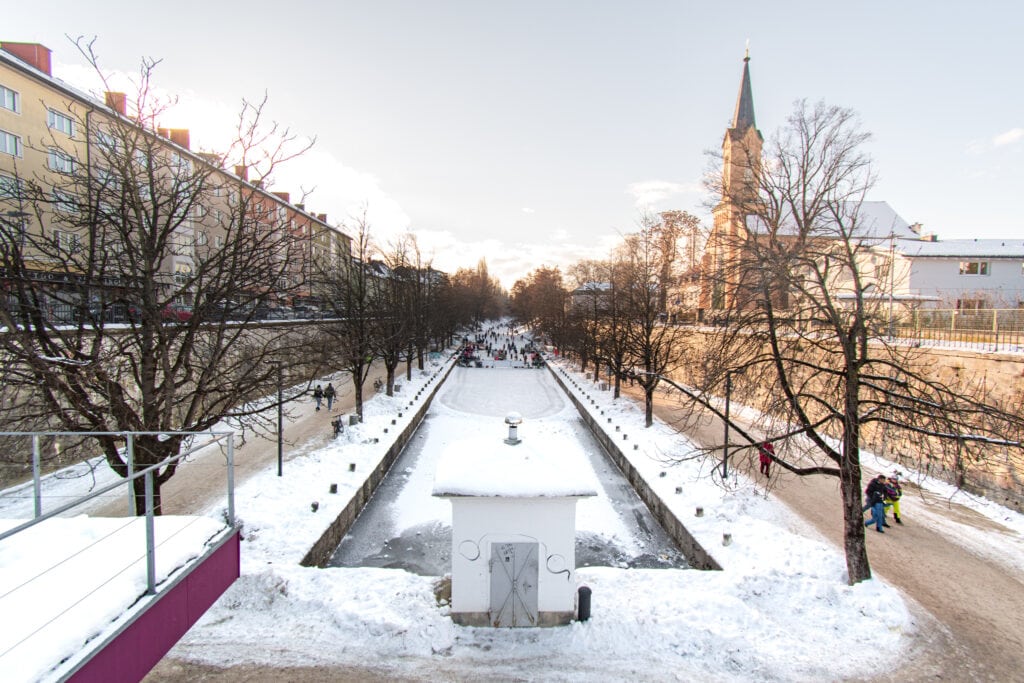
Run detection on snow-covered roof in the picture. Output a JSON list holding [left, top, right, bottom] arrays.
[[894, 238, 1024, 259], [432, 432, 598, 498], [745, 201, 918, 242]]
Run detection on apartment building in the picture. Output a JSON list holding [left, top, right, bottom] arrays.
[[0, 40, 350, 322]]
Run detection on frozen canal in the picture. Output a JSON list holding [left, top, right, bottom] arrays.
[[328, 364, 688, 574]]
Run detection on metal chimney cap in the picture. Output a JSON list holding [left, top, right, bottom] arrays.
[[504, 412, 523, 426]]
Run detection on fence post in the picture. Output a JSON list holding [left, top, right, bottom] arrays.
[[144, 469, 156, 595], [32, 435, 42, 518], [227, 434, 235, 527], [126, 433, 135, 516], [993, 309, 999, 352]]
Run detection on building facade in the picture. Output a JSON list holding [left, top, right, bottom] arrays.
[[0, 41, 350, 322]]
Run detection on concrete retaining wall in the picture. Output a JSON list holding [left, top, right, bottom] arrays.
[[547, 366, 722, 571], [301, 362, 456, 567]]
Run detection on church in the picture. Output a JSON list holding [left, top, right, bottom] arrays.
[[697, 53, 1024, 316]]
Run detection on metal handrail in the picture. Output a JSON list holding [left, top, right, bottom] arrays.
[[0, 430, 235, 595]]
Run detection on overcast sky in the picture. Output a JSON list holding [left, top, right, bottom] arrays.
[[7, 1, 1022, 286]]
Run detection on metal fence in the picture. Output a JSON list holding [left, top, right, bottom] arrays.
[[0, 430, 236, 593], [887, 308, 1024, 353]]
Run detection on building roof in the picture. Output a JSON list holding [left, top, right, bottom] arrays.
[[745, 201, 919, 242], [432, 433, 597, 498], [894, 238, 1024, 259], [732, 54, 757, 132]]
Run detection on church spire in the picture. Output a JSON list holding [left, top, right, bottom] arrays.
[[731, 49, 756, 132]]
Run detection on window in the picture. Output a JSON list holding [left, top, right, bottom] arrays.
[[53, 229, 82, 254], [52, 190, 79, 215], [47, 109, 75, 137], [94, 129, 118, 154], [215, 235, 224, 247], [0, 85, 19, 113], [0, 173, 23, 200], [48, 148, 76, 173], [959, 261, 990, 276], [0, 129, 22, 157], [195, 231, 208, 246]]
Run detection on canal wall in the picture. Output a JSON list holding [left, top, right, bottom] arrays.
[[546, 365, 722, 571], [300, 361, 457, 568]]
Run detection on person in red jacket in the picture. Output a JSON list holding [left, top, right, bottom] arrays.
[[759, 442, 775, 477]]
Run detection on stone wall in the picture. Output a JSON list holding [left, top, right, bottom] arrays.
[[547, 366, 722, 571], [300, 362, 456, 568]]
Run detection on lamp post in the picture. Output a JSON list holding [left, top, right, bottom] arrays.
[[276, 361, 283, 476], [722, 371, 732, 479]]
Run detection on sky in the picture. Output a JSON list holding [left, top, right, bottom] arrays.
[[5, 334, 1024, 680], [5, 1, 1022, 287]]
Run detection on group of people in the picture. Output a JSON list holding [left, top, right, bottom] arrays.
[[863, 473, 904, 533], [758, 442, 907, 534], [312, 383, 336, 412]]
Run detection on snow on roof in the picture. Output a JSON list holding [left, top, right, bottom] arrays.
[[745, 201, 918, 242], [432, 429, 598, 498], [894, 238, 1024, 259]]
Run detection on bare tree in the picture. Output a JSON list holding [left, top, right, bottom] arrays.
[[0, 39, 316, 512], [695, 100, 1024, 583], [617, 214, 689, 426], [318, 209, 377, 419]]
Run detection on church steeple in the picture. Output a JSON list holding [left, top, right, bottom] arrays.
[[731, 49, 756, 132]]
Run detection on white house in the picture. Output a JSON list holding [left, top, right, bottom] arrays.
[[432, 425, 596, 627], [890, 237, 1024, 309]]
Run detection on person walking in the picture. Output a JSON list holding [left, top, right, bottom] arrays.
[[864, 474, 889, 533], [885, 474, 904, 524], [324, 383, 336, 411], [758, 442, 775, 477], [313, 385, 323, 411]]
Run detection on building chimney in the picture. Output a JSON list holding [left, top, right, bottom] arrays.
[[105, 91, 127, 115], [317, 213, 327, 222], [1, 42, 52, 76], [234, 165, 248, 181], [295, 203, 305, 211], [272, 191, 290, 203], [157, 127, 171, 139], [169, 129, 190, 150]]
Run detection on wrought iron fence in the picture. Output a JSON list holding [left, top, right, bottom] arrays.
[[887, 308, 1024, 352]]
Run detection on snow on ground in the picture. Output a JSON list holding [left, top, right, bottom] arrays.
[[6, 325, 1024, 681], [158, 329, 914, 681]]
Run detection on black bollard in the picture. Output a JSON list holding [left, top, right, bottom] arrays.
[[577, 586, 592, 622]]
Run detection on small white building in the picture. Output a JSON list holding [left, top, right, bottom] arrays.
[[432, 426, 597, 627]]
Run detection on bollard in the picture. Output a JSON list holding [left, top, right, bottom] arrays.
[[695, 506, 704, 517], [634, 444, 639, 450], [392, 419, 397, 425], [349, 463, 356, 472], [311, 501, 319, 513], [659, 471, 666, 478], [577, 586, 592, 622], [722, 533, 733, 546], [329, 483, 338, 494], [675, 486, 682, 494]]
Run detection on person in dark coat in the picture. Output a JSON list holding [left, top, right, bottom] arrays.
[[324, 383, 336, 411], [313, 384, 323, 411], [864, 474, 889, 533], [758, 442, 775, 477]]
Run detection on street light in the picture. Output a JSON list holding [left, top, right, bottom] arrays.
[[276, 362, 283, 476], [722, 371, 733, 479]]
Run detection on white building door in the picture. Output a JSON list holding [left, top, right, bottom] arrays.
[[489, 542, 538, 627]]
